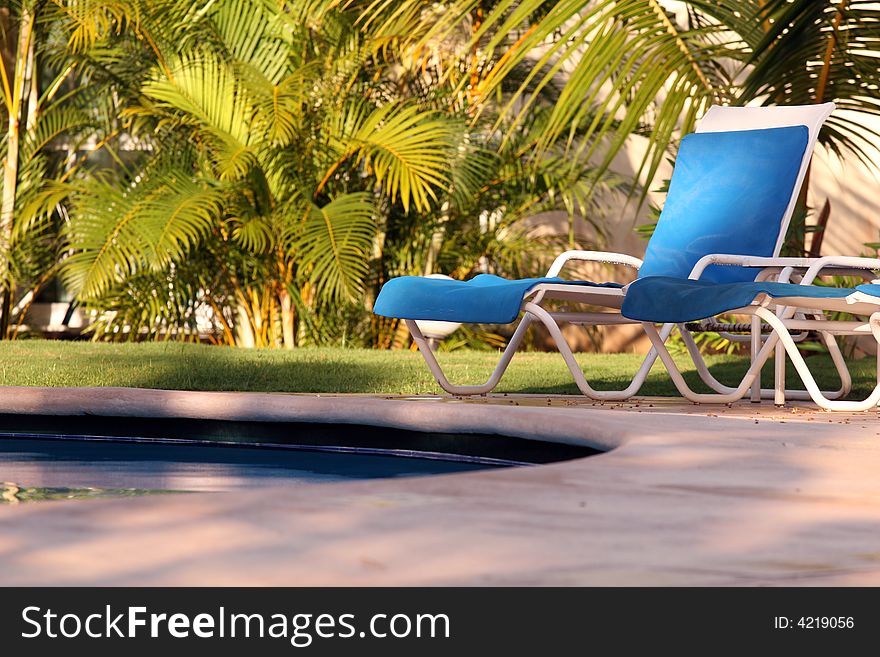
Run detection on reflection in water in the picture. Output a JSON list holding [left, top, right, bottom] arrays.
[[0, 438, 496, 499], [1, 481, 176, 504]]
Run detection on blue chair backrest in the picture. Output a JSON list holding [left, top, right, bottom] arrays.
[[638, 126, 809, 283]]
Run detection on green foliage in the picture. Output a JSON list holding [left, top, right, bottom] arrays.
[[386, 0, 735, 209], [53, 1, 465, 345], [295, 193, 377, 303], [52, 0, 635, 347], [695, 0, 880, 166], [63, 170, 224, 299], [3, 0, 879, 352]]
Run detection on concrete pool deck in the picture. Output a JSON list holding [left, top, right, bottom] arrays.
[[0, 387, 879, 586]]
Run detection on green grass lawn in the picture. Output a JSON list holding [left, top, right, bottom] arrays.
[[0, 340, 873, 398]]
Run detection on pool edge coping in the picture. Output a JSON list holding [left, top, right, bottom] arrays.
[[0, 385, 810, 453]]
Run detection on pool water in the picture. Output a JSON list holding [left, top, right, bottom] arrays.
[[0, 437, 497, 499], [0, 414, 600, 503]]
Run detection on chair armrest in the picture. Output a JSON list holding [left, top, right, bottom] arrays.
[[546, 250, 643, 278], [800, 256, 880, 285], [689, 254, 821, 280], [690, 253, 880, 285]]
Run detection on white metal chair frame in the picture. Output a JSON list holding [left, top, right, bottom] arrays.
[[640, 254, 880, 411], [407, 250, 855, 403], [406, 249, 645, 399], [671, 254, 863, 405]]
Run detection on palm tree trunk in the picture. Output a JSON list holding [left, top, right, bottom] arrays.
[[391, 318, 411, 350], [236, 302, 256, 347], [795, 0, 847, 256], [0, 4, 35, 338], [279, 289, 295, 349], [276, 253, 295, 349]]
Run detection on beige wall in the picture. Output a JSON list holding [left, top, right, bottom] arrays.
[[810, 112, 880, 256]]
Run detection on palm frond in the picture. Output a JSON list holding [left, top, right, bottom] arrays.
[[63, 171, 223, 299], [140, 51, 263, 179], [238, 61, 316, 145], [698, 0, 880, 166], [288, 192, 377, 302], [378, 0, 732, 208], [204, 0, 293, 82], [327, 103, 458, 212]]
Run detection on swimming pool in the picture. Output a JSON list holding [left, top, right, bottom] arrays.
[[0, 413, 599, 500], [0, 437, 494, 497]]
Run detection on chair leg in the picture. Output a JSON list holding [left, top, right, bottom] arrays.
[[521, 303, 682, 401], [750, 316, 761, 403], [409, 306, 679, 401], [642, 320, 779, 404], [755, 308, 880, 412], [676, 323, 848, 402], [406, 316, 532, 395], [774, 342, 786, 406], [814, 318, 853, 398]]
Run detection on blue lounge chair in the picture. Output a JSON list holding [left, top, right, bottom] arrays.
[[374, 103, 836, 400]]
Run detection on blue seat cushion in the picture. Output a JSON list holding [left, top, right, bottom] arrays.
[[639, 125, 809, 284], [621, 277, 880, 323], [373, 274, 622, 324]]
